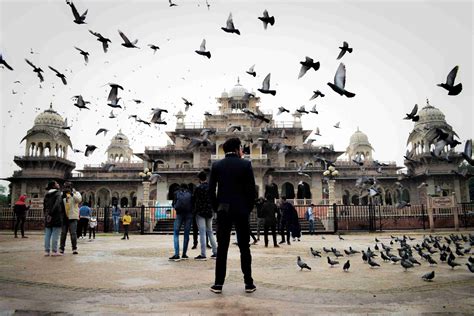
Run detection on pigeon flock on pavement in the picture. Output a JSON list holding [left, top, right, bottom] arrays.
[[297, 233, 474, 282]]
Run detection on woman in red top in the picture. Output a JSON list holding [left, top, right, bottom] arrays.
[[13, 195, 30, 238]]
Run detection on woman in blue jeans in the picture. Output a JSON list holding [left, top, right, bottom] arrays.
[[43, 181, 63, 256], [112, 204, 121, 233], [193, 171, 217, 260]]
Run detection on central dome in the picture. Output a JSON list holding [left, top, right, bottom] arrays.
[[414, 103, 446, 128], [110, 130, 130, 146], [34, 104, 65, 128], [349, 128, 371, 146], [228, 78, 248, 98]]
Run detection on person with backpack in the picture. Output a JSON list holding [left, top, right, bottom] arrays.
[[112, 204, 121, 233], [169, 183, 193, 261], [193, 171, 217, 261], [306, 203, 315, 235]]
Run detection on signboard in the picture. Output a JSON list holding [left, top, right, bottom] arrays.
[[428, 196, 455, 208]]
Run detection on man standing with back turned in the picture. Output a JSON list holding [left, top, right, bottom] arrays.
[[209, 137, 257, 294]]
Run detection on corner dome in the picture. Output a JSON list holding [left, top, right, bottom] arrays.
[[414, 101, 447, 128], [34, 103, 64, 128], [228, 78, 248, 98]]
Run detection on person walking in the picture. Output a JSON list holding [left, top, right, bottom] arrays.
[[209, 137, 257, 294], [169, 184, 193, 261], [121, 210, 131, 240], [13, 195, 30, 238], [89, 212, 97, 240], [193, 171, 217, 261], [306, 203, 315, 235], [112, 204, 122, 234], [279, 197, 293, 245], [262, 193, 279, 248], [59, 182, 82, 255], [43, 181, 63, 256], [78, 202, 92, 239]]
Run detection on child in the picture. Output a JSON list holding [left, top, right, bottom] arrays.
[[89, 214, 97, 241], [121, 210, 131, 240]]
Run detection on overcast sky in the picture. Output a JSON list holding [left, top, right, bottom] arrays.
[[0, 0, 472, 191]]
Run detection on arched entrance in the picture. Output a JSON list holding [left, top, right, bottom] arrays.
[[351, 194, 359, 206], [281, 182, 295, 199], [296, 182, 311, 199], [342, 190, 350, 205], [120, 197, 128, 207], [97, 188, 110, 207]]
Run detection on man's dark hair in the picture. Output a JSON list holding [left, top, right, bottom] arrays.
[[180, 183, 188, 190], [125, 210, 129, 214], [223, 137, 241, 153], [197, 171, 207, 181], [281, 196, 287, 201]]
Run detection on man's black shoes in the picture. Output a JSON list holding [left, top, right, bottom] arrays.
[[245, 284, 257, 293], [210, 285, 223, 294], [169, 254, 180, 261]]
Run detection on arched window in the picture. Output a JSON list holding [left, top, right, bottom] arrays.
[[342, 190, 350, 205], [288, 160, 298, 168], [182, 161, 190, 168], [153, 160, 165, 170], [281, 182, 295, 199], [351, 195, 360, 206], [385, 190, 393, 205], [402, 189, 410, 203], [120, 197, 128, 207], [297, 182, 311, 199]]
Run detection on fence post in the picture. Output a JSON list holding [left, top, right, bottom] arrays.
[[453, 206, 459, 231], [462, 203, 467, 229], [103, 206, 109, 233], [140, 205, 145, 235], [333, 203, 338, 233], [428, 208, 435, 232], [378, 205, 382, 232], [421, 204, 426, 230]]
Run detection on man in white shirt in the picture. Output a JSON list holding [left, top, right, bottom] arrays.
[[306, 203, 315, 235]]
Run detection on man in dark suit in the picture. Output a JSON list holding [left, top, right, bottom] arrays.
[[208, 137, 257, 294]]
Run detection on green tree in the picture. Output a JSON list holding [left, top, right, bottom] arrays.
[[0, 184, 10, 206]]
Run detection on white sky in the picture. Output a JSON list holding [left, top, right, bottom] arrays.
[[0, 0, 472, 191]]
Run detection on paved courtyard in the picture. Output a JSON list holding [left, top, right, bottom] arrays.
[[0, 230, 473, 315]]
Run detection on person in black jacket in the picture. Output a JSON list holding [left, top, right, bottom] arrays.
[[13, 195, 30, 238], [208, 138, 257, 294], [43, 180, 64, 256], [261, 192, 280, 248]]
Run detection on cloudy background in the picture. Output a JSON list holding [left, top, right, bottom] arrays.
[[0, 0, 472, 190]]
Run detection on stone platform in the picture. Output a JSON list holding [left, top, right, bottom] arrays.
[[0, 231, 473, 315]]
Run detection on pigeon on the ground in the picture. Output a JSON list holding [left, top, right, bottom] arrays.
[[327, 257, 339, 267], [401, 259, 414, 271], [327, 63, 355, 98], [48, 66, 67, 85], [195, 39, 211, 59], [74, 47, 89, 64], [297, 256, 311, 271], [466, 263, 474, 273], [0, 53, 14, 70], [68, 1, 88, 24], [258, 9, 275, 29], [221, 13, 240, 35], [368, 258, 380, 268], [437, 65, 462, 96], [421, 271, 435, 281], [343, 260, 350, 272], [298, 56, 320, 79], [258, 73, 276, 96], [337, 41, 353, 59], [25, 59, 44, 82], [89, 30, 111, 53], [310, 247, 321, 257], [447, 258, 461, 269]]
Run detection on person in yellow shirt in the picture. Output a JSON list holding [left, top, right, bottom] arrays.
[[121, 211, 132, 240]]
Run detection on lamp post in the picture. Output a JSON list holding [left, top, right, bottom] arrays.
[[323, 166, 339, 205], [139, 168, 152, 206]]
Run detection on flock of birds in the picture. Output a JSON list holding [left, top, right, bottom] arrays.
[[296, 233, 474, 283], [0, 1, 471, 179]]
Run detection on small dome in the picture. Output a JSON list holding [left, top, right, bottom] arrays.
[[221, 89, 228, 98], [228, 78, 248, 98], [110, 130, 130, 146], [414, 101, 447, 128], [349, 128, 371, 147], [34, 104, 64, 128]]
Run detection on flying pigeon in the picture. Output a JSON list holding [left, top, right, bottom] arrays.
[[277, 106, 289, 115], [109, 110, 117, 118], [337, 41, 353, 60], [85, 145, 97, 157], [169, 0, 178, 7], [148, 44, 160, 54], [96, 128, 108, 136], [297, 256, 311, 271], [0, 53, 14, 70], [298, 56, 320, 79], [48, 66, 67, 85], [150, 172, 162, 184], [310, 90, 325, 100], [221, 13, 240, 35], [182, 97, 193, 111], [258, 73, 276, 96], [61, 118, 71, 130], [333, 122, 340, 128], [195, 39, 211, 59], [150, 108, 168, 124], [437, 65, 462, 96], [25, 58, 44, 82], [462, 139, 473, 166], [309, 104, 318, 114], [74, 47, 89, 64], [258, 9, 275, 29], [89, 30, 111, 53], [118, 30, 139, 49], [107, 83, 123, 103], [404, 104, 419, 122], [68, 1, 88, 24], [246, 64, 256, 77], [72, 95, 90, 110], [314, 127, 321, 136], [327, 63, 355, 98], [296, 106, 309, 114], [108, 98, 122, 108]]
